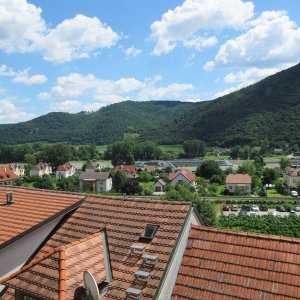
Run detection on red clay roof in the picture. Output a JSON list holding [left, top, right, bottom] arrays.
[[226, 173, 252, 184], [0, 167, 19, 182], [1, 232, 108, 300], [57, 163, 73, 171], [0, 187, 84, 248], [285, 167, 300, 177], [173, 225, 300, 299], [144, 165, 156, 172], [169, 168, 196, 182], [2, 196, 192, 299], [114, 165, 137, 176]]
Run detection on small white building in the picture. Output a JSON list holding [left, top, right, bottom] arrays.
[[154, 179, 166, 192], [56, 163, 76, 180], [283, 167, 300, 188], [226, 173, 252, 194], [79, 172, 112, 193], [169, 168, 196, 187], [85, 162, 101, 172], [30, 163, 52, 177]]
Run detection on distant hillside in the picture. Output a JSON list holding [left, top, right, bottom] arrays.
[[0, 63, 299, 146]]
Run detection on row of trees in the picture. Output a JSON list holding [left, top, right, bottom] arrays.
[[0, 143, 100, 170]]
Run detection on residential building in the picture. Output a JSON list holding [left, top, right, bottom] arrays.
[[85, 161, 101, 172], [55, 163, 76, 180], [79, 172, 112, 192], [154, 179, 166, 192], [0, 167, 19, 185], [0, 194, 202, 299], [283, 167, 300, 188], [30, 163, 52, 177], [169, 168, 196, 187], [5, 164, 24, 177], [0, 187, 84, 282], [114, 165, 137, 177], [226, 173, 252, 193], [173, 225, 300, 299]]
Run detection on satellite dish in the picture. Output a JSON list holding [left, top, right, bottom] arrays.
[[83, 270, 100, 300]]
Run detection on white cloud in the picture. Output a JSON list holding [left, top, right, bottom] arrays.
[[49, 100, 103, 113], [33, 14, 120, 63], [124, 46, 142, 57], [205, 10, 300, 70], [0, 64, 47, 85], [0, 1, 120, 63], [0, 98, 35, 123], [150, 0, 254, 55]]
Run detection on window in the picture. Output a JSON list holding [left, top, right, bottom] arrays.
[[139, 224, 159, 243]]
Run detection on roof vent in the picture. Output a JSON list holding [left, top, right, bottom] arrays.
[[6, 191, 14, 204], [142, 254, 158, 266], [125, 287, 142, 299], [130, 244, 145, 255], [134, 270, 150, 282]]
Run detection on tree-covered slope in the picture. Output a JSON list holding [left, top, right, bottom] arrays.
[[0, 63, 299, 146]]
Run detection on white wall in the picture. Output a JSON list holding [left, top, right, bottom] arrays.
[[0, 217, 63, 283], [171, 174, 195, 187], [157, 209, 201, 300]]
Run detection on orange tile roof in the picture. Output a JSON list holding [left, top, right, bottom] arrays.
[[172, 225, 300, 299], [226, 173, 252, 184], [0, 167, 19, 182], [0, 187, 85, 248], [144, 165, 156, 172], [169, 168, 196, 182], [4, 196, 192, 299], [57, 163, 73, 171], [114, 165, 137, 176], [285, 167, 300, 177], [1, 232, 109, 300]]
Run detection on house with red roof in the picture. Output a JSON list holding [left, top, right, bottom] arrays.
[[0, 167, 19, 185], [85, 161, 101, 172], [154, 178, 166, 192], [226, 173, 252, 194], [168, 168, 196, 187], [55, 163, 76, 180], [115, 164, 137, 178], [30, 162, 52, 177], [283, 167, 300, 188]]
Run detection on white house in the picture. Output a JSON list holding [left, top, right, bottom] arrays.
[[226, 173, 252, 194], [115, 165, 137, 178], [283, 167, 300, 188], [154, 179, 166, 192], [30, 162, 52, 177], [79, 172, 112, 192], [169, 168, 196, 187], [56, 163, 76, 180]]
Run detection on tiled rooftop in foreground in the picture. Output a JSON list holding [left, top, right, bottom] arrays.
[[172, 225, 300, 300], [0, 187, 85, 248]]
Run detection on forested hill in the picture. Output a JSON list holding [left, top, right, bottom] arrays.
[[0, 63, 299, 146]]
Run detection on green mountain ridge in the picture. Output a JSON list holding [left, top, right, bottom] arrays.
[[0, 63, 299, 147]]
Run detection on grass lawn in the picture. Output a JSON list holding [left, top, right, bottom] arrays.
[[158, 144, 184, 155], [267, 188, 290, 198], [96, 145, 108, 153], [205, 155, 230, 160]]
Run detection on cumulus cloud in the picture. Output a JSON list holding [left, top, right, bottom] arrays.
[[0, 1, 120, 63], [0, 98, 35, 123], [49, 100, 104, 113], [0, 64, 47, 85], [150, 0, 254, 55], [40, 72, 199, 110], [205, 10, 300, 70], [124, 46, 142, 57]]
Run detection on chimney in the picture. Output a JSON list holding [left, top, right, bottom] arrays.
[[7, 191, 14, 204]]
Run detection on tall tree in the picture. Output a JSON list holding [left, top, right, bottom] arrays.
[[196, 160, 222, 180], [183, 139, 206, 158], [111, 141, 135, 166]]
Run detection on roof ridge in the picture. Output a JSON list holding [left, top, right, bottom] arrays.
[[191, 225, 300, 244]]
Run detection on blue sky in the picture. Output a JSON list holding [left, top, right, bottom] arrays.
[[0, 0, 299, 123]]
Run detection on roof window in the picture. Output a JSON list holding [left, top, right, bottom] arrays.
[[138, 224, 159, 243]]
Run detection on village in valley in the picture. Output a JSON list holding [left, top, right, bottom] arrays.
[[1, 0, 300, 299]]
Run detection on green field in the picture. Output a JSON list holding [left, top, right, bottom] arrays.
[[96, 145, 108, 153], [158, 144, 184, 154]]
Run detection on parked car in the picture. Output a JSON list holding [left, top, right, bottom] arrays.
[[259, 205, 268, 212], [292, 206, 300, 212], [269, 211, 279, 217], [231, 205, 239, 211], [238, 209, 247, 216], [276, 205, 286, 212], [291, 190, 298, 197], [242, 204, 251, 211], [249, 211, 257, 216], [289, 210, 296, 216], [222, 205, 230, 211], [251, 205, 259, 212]]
